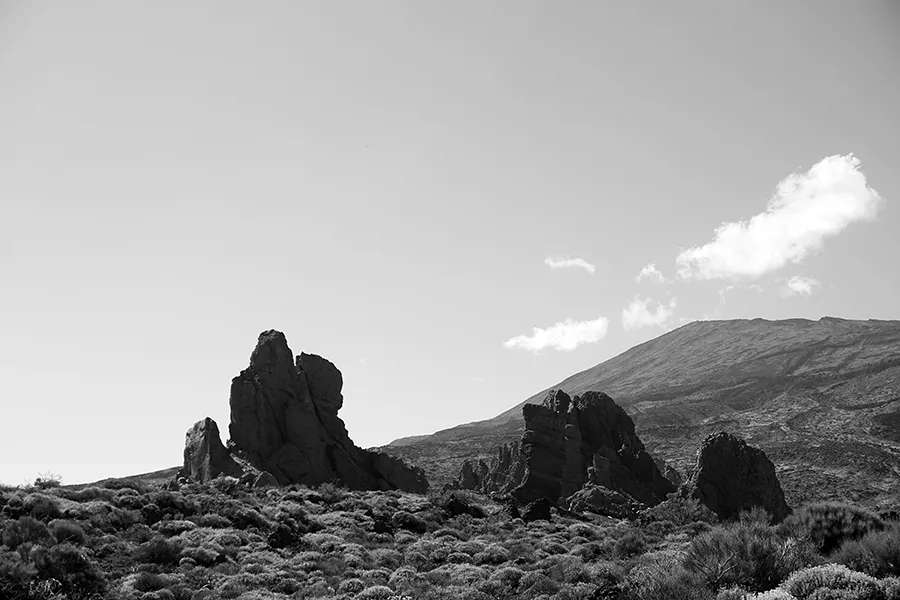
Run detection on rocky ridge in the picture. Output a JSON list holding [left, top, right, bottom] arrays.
[[382, 318, 900, 509]]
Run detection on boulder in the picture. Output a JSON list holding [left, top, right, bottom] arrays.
[[178, 417, 243, 482], [567, 484, 643, 519], [180, 330, 428, 493], [684, 432, 790, 522]]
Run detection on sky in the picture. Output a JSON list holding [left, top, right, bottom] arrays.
[[1, 1, 898, 486]]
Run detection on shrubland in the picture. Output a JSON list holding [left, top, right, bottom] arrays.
[[2, 478, 898, 599]]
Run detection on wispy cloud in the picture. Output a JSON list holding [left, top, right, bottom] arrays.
[[622, 296, 677, 331], [783, 275, 820, 297], [504, 316, 609, 352], [636, 262, 667, 283], [544, 256, 596, 274], [676, 154, 883, 281], [718, 282, 764, 304]]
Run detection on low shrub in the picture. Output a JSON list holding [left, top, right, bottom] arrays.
[[781, 563, 883, 600], [788, 503, 884, 554], [32, 542, 106, 596], [0, 548, 38, 596], [2, 515, 52, 548], [622, 556, 713, 600], [134, 537, 184, 565], [642, 496, 719, 527], [316, 482, 349, 504], [613, 529, 647, 559], [150, 491, 197, 517], [21, 493, 62, 521], [357, 584, 395, 599], [716, 586, 751, 599], [32, 473, 62, 490], [391, 510, 427, 534], [101, 477, 151, 494], [58, 485, 117, 503], [50, 519, 87, 545], [133, 571, 179, 592], [191, 512, 232, 528], [833, 524, 900, 577], [685, 518, 817, 592]]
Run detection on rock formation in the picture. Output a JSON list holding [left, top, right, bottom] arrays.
[[567, 484, 644, 519], [179, 330, 428, 493], [684, 432, 790, 522], [452, 389, 673, 508], [178, 417, 244, 482]]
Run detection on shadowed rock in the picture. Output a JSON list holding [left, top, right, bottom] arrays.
[[522, 497, 553, 522], [567, 484, 643, 519], [180, 330, 428, 493], [453, 389, 674, 508], [684, 432, 790, 522], [178, 417, 243, 482]]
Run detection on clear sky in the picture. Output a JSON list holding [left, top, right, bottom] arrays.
[[1, 2, 898, 486]]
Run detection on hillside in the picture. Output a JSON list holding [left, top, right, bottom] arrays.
[[381, 317, 900, 509]]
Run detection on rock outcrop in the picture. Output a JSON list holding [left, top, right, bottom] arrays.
[[179, 330, 428, 493], [566, 484, 644, 519], [453, 390, 674, 508], [178, 417, 244, 482], [684, 432, 790, 522]]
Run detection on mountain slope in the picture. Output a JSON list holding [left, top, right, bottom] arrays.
[[381, 317, 900, 509]]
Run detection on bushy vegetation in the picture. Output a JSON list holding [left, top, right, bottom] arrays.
[[2, 476, 899, 599], [786, 503, 885, 554]]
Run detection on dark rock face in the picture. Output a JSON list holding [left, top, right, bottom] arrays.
[[522, 498, 553, 523], [513, 396, 568, 504], [180, 330, 428, 493], [449, 442, 524, 495], [654, 457, 684, 488], [178, 418, 243, 482], [457, 459, 490, 491], [454, 390, 673, 508], [442, 493, 486, 519], [685, 432, 790, 522]]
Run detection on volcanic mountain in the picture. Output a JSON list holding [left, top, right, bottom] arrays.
[[381, 317, 900, 510]]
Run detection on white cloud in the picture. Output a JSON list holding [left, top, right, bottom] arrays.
[[504, 316, 609, 352], [676, 154, 883, 281], [544, 256, 596, 274], [784, 275, 820, 296], [622, 296, 677, 331], [636, 262, 667, 283]]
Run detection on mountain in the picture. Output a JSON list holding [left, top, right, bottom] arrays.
[[380, 317, 900, 509]]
